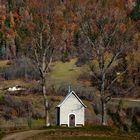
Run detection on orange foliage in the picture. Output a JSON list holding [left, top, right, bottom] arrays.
[[133, 33, 140, 46], [119, 23, 127, 33]]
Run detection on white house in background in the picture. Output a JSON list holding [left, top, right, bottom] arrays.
[[7, 85, 26, 92], [56, 88, 87, 127]]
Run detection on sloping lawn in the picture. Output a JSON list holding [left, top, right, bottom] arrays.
[[35, 136, 137, 140], [50, 59, 88, 85], [0, 60, 9, 68]]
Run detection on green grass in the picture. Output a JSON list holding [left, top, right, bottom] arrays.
[[50, 59, 88, 85], [26, 126, 139, 140], [41, 136, 137, 140], [28, 136, 136, 140], [46, 125, 116, 132], [0, 129, 4, 140], [31, 119, 44, 127]]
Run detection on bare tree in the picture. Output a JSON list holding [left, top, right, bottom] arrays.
[[24, 0, 58, 126], [79, 1, 135, 125]]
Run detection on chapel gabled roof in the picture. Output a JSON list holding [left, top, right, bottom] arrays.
[[56, 90, 87, 108]]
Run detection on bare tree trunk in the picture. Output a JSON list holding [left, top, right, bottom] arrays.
[[42, 78, 50, 127], [101, 72, 107, 125], [44, 98, 49, 127], [101, 99, 107, 125]]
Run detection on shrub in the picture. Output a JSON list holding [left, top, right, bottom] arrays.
[[77, 72, 90, 82], [131, 115, 140, 132], [130, 0, 140, 21], [32, 112, 43, 120], [0, 56, 40, 80], [92, 103, 101, 115], [80, 125, 116, 132], [0, 129, 4, 139], [29, 84, 42, 94], [0, 95, 4, 102], [1, 95, 33, 120]]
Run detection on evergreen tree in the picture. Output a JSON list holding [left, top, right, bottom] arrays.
[[130, 0, 140, 21]]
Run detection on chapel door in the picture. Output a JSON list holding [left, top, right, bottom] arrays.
[[69, 114, 75, 127]]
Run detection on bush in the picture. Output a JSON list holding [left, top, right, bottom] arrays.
[[0, 56, 40, 80], [108, 103, 140, 132], [73, 125, 116, 133], [131, 115, 140, 132], [1, 95, 33, 120], [77, 72, 90, 82], [32, 112, 43, 120], [0, 129, 4, 139], [92, 103, 101, 115], [45, 82, 96, 101], [130, 0, 140, 21], [88, 125, 115, 132], [29, 84, 42, 94], [0, 95, 4, 102]]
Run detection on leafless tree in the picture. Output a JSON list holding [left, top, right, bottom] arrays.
[[26, 0, 58, 126], [79, 1, 135, 125]]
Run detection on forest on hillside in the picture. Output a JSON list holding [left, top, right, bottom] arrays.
[[0, 0, 140, 130], [0, 0, 140, 96]]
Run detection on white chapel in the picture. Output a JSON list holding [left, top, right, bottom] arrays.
[[56, 87, 87, 127]]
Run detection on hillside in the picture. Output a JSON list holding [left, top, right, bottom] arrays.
[[0, 94, 95, 128], [0, 0, 140, 136]]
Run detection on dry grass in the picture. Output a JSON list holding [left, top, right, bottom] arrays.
[[0, 60, 10, 68]]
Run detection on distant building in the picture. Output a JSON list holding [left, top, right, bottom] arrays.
[[56, 88, 87, 127]]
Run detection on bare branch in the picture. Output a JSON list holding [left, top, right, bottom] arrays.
[[105, 52, 119, 70], [80, 23, 96, 49], [105, 94, 113, 103], [104, 24, 118, 49], [34, 48, 43, 77], [32, 38, 42, 50], [106, 68, 128, 91], [43, 45, 54, 73], [105, 46, 125, 73], [45, 56, 53, 73]]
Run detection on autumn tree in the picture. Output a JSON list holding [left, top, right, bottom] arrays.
[[0, 0, 6, 58], [56, 0, 79, 62], [18, 0, 61, 126], [130, 0, 140, 21], [79, 0, 135, 125], [0, 0, 17, 59]]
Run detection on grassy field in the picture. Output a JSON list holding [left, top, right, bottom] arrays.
[[0, 94, 139, 133], [50, 59, 87, 81], [48, 59, 89, 87], [28, 136, 137, 140], [0, 59, 140, 133], [26, 126, 140, 140], [2, 126, 139, 140], [0, 60, 9, 68], [0, 59, 91, 94]]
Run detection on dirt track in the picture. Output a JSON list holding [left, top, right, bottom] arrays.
[[2, 129, 140, 140], [1, 130, 47, 140]]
